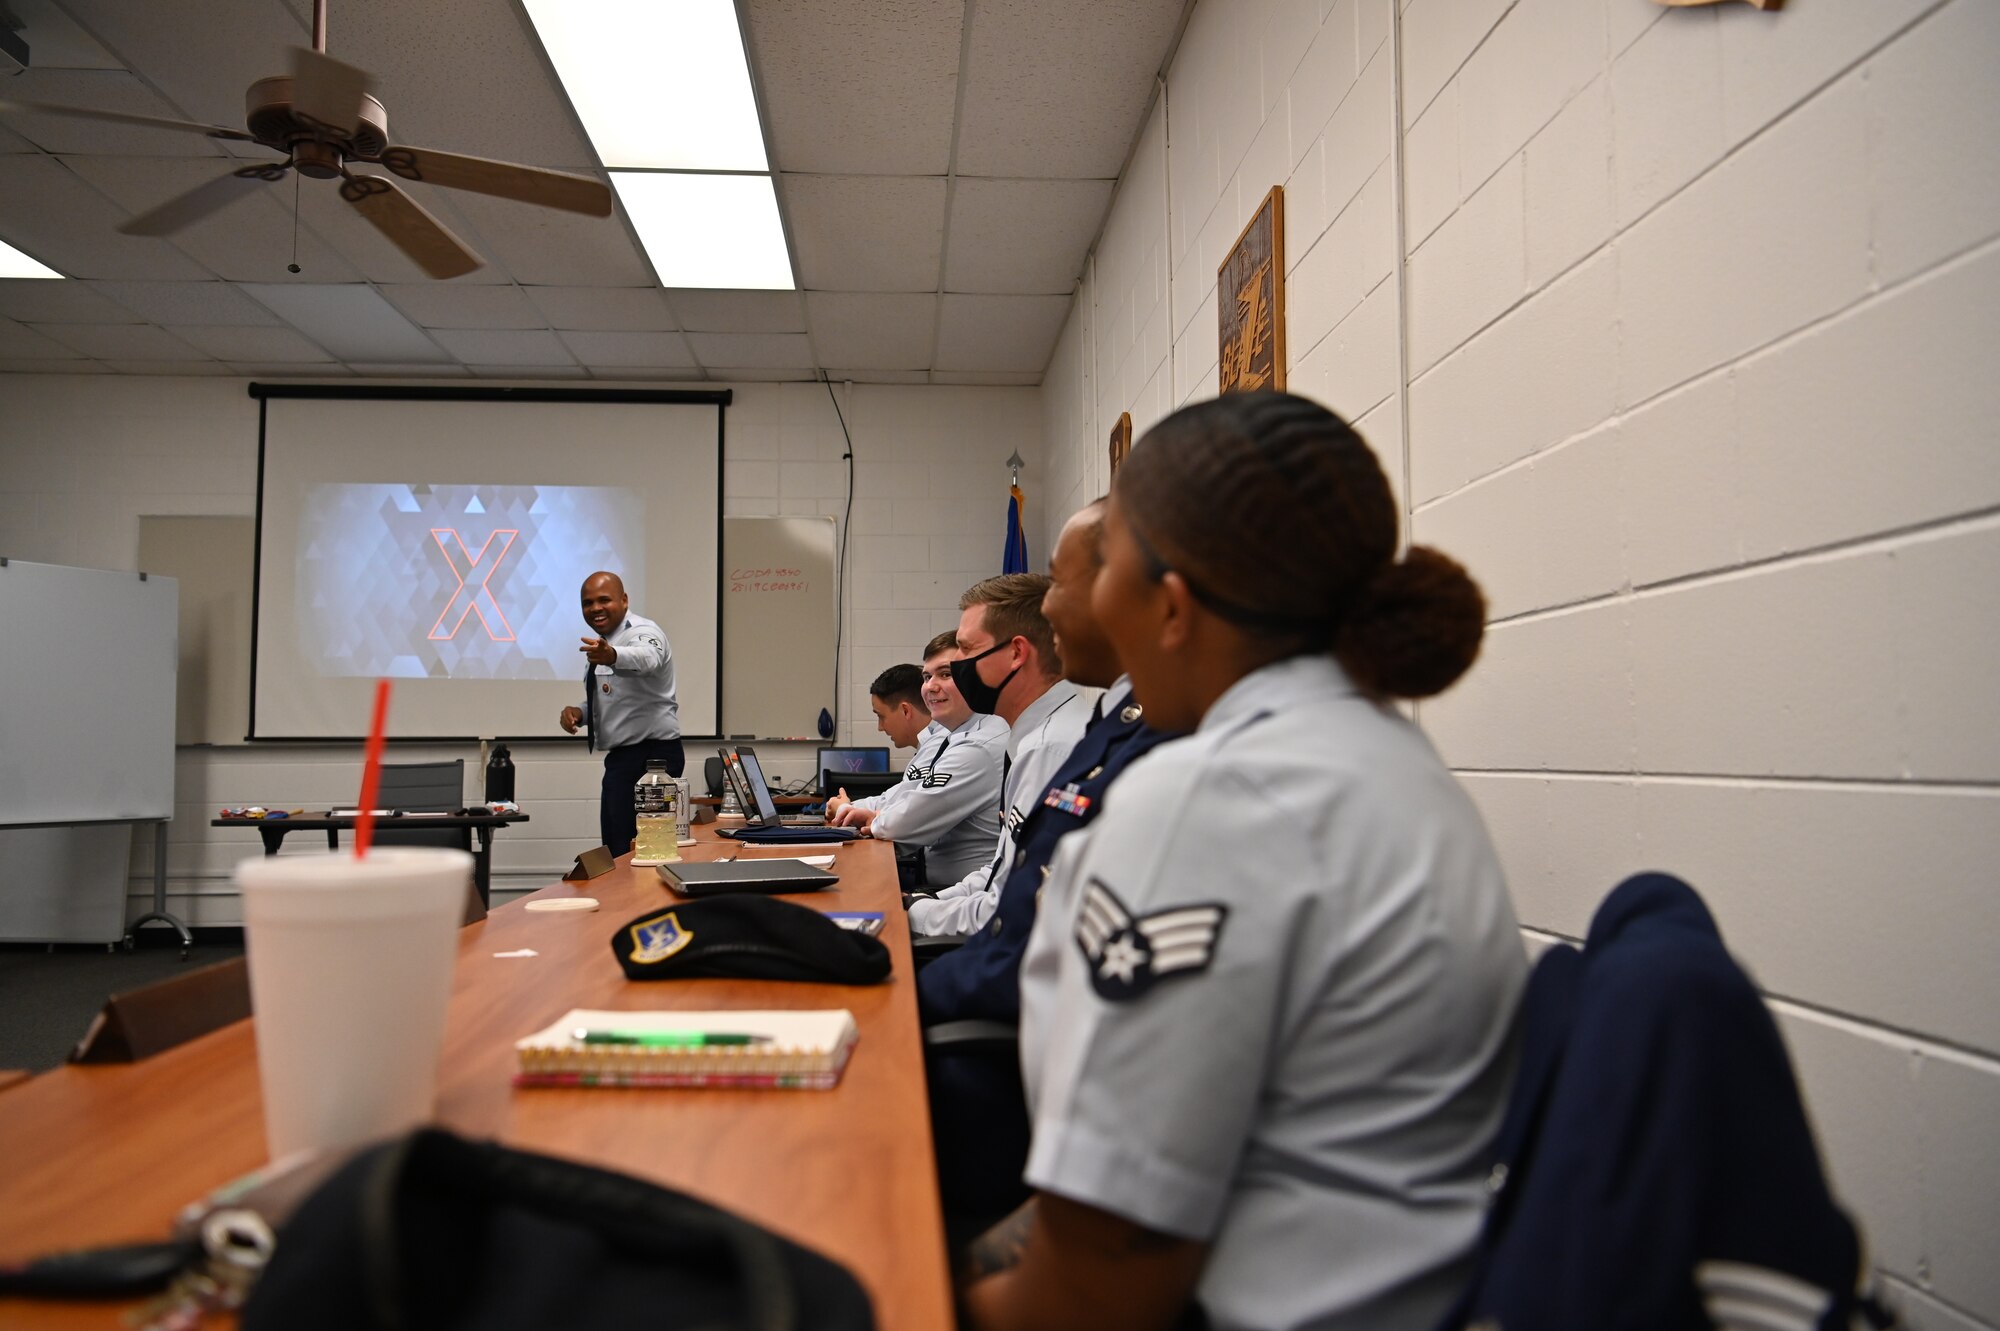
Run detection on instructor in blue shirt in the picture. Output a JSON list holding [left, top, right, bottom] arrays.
[[558, 570, 682, 857]]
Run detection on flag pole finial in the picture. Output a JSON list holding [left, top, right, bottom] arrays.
[[1005, 450, 1024, 485]]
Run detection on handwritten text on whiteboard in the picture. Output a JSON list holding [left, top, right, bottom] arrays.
[[729, 566, 810, 594]]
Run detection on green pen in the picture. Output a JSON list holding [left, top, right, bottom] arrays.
[[571, 1028, 771, 1047]]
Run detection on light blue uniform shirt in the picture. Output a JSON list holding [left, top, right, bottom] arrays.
[[1019, 654, 1526, 1331], [583, 612, 679, 751]]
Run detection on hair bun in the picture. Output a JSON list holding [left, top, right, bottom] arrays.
[[1333, 545, 1487, 699]]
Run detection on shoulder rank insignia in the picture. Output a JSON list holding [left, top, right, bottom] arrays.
[[921, 770, 954, 788], [628, 911, 693, 965], [1004, 805, 1028, 834], [1074, 878, 1226, 1002], [1043, 783, 1092, 816]]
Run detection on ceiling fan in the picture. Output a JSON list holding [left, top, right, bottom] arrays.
[[0, 0, 612, 279]]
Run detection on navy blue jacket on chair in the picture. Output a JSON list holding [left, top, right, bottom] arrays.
[[917, 701, 1177, 1026], [1438, 872, 1894, 1331]]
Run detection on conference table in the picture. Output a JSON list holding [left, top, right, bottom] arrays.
[[0, 831, 952, 1329]]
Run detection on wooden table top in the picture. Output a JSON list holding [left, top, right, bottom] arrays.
[[0, 833, 950, 1330]]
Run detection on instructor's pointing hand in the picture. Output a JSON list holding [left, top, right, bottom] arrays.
[[560, 705, 583, 734], [580, 636, 618, 666]]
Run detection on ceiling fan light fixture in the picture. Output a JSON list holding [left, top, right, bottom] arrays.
[[0, 235, 61, 279], [523, 0, 769, 172], [611, 171, 793, 291]]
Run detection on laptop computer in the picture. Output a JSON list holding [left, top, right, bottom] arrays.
[[717, 748, 862, 844], [816, 745, 890, 796], [656, 859, 838, 896]]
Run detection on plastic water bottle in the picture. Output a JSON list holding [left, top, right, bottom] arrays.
[[633, 760, 679, 863], [484, 744, 515, 803]]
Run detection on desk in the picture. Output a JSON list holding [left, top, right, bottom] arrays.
[[209, 812, 530, 907], [0, 833, 951, 1330]]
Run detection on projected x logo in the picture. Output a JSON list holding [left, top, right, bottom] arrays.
[[429, 528, 518, 642]]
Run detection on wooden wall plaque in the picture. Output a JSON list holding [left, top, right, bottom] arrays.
[[1109, 411, 1132, 475], [1218, 185, 1285, 394]]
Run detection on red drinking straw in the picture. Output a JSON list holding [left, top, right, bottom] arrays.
[[353, 679, 392, 859]]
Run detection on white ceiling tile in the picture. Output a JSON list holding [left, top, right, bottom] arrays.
[[466, 364, 590, 379], [169, 325, 334, 362], [430, 328, 574, 366], [526, 287, 677, 332], [934, 293, 1072, 372], [0, 69, 236, 157], [0, 358, 109, 373], [8, 0, 124, 70], [826, 368, 929, 384], [702, 367, 817, 382], [0, 317, 85, 358], [586, 366, 710, 381], [229, 363, 356, 377], [100, 359, 238, 376], [61, 155, 364, 284], [241, 283, 450, 362], [379, 283, 544, 329], [930, 370, 1043, 385], [804, 292, 936, 369], [47, 0, 314, 143], [345, 364, 474, 378], [92, 280, 280, 326], [32, 321, 203, 360], [745, 0, 962, 174], [0, 155, 212, 280], [0, 121, 35, 153], [955, 0, 1185, 177], [558, 330, 697, 369], [785, 175, 946, 292], [300, 0, 602, 170], [0, 279, 141, 323], [686, 332, 815, 369], [945, 178, 1112, 293], [444, 192, 653, 287], [666, 288, 806, 333]]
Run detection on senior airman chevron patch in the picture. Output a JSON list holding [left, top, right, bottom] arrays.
[[1074, 877, 1227, 1002]]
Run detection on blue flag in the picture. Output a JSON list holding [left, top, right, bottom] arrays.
[[1002, 482, 1028, 574]]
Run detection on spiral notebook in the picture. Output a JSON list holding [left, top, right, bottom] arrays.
[[514, 1008, 858, 1090]]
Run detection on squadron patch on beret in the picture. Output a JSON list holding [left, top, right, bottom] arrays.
[[628, 911, 693, 965], [1074, 878, 1227, 1002]]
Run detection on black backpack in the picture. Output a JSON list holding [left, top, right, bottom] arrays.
[[242, 1127, 876, 1331]]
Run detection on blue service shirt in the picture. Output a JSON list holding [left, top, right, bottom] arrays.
[[583, 612, 679, 751]]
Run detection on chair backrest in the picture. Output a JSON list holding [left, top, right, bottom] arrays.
[[372, 760, 468, 852], [1437, 873, 1888, 1331]]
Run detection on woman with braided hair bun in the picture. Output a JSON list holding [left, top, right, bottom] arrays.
[[959, 392, 1526, 1331]]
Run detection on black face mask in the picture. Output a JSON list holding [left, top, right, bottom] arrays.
[[953, 639, 1020, 715]]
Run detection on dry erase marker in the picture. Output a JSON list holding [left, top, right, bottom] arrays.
[[570, 1029, 770, 1047]]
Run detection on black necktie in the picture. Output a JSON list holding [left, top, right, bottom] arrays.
[[583, 660, 597, 754], [1088, 695, 1104, 726]]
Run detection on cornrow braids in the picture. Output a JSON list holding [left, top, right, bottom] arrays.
[[1117, 391, 1486, 698]]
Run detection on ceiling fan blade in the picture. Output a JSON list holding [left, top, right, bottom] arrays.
[[0, 97, 256, 142], [118, 166, 287, 237], [373, 145, 612, 217], [290, 46, 374, 135], [340, 174, 483, 280]]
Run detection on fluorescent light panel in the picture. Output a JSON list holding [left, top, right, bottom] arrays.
[[0, 238, 63, 279], [611, 173, 793, 290], [522, 0, 767, 171]]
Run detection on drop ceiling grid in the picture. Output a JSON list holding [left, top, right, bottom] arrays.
[[0, 0, 1199, 382]]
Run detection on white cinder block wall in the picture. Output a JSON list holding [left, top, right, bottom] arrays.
[[0, 374, 1038, 916], [1040, 0, 1999, 1325]]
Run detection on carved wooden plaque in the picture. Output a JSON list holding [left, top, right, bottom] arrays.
[[1218, 185, 1285, 395], [1109, 411, 1132, 475]]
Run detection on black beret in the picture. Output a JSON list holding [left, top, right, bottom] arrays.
[[611, 895, 891, 985]]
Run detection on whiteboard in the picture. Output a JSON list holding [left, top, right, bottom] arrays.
[[721, 517, 837, 740], [0, 560, 178, 824]]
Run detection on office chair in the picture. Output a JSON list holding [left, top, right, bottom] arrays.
[[365, 760, 469, 853], [1438, 872, 1892, 1330]]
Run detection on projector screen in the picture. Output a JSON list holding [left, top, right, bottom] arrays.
[[251, 389, 723, 740]]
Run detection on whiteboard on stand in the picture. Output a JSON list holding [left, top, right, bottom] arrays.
[[720, 517, 836, 741], [0, 560, 177, 825]]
